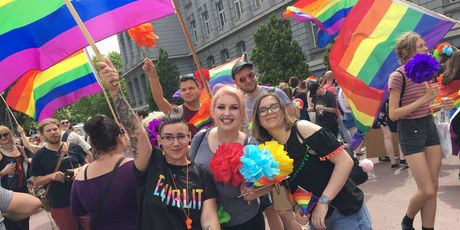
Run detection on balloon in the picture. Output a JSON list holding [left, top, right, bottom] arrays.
[[359, 159, 374, 173]]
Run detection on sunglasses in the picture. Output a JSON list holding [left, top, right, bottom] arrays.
[[61, 121, 69, 125], [0, 133, 10, 139], [238, 72, 255, 84]]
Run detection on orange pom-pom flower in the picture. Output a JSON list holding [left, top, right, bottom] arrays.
[[128, 23, 159, 48]]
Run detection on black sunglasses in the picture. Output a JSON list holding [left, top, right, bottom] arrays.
[[0, 133, 10, 139]]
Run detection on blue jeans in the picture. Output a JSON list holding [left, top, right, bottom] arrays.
[[310, 203, 372, 230]]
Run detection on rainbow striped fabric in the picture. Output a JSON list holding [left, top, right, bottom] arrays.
[[292, 186, 318, 216], [0, 0, 174, 92], [330, 0, 454, 134], [6, 50, 101, 121], [284, 0, 357, 47], [188, 89, 213, 130]]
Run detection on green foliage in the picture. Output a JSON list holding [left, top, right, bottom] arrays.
[[251, 15, 310, 85], [322, 41, 334, 71], [148, 48, 180, 111]]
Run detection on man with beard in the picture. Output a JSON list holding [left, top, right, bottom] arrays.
[[59, 118, 93, 163], [143, 58, 202, 137], [232, 61, 295, 128], [30, 119, 88, 230]]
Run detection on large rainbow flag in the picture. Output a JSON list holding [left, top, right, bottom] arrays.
[[188, 89, 213, 130], [6, 50, 101, 121], [330, 0, 454, 135], [284, 0, 357, 47], [0, 0, 174, 92]]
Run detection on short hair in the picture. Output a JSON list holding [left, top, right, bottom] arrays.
[[84, 115, 121, 154], [37, 118, 60, 134], [396, 32, 423, 64], [251, 93, 294, 142], [179, 75, 200, 88], [211, 86, 247, 124], [277, 82, 292, 100], [136, 110, 149, 119], [159, 112, 189, 135], [289, 77, 300, 88], [0, 126, 12, 136]]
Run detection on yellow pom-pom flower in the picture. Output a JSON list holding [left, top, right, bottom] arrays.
[[259, 141, 294, 178]]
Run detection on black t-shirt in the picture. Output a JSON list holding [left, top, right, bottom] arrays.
[[294, 93, 310, 121], [134, 148, 218, 230], [285, 124, 364, 217], [313, 91, 337, 127], [30, 143, 87, 208]]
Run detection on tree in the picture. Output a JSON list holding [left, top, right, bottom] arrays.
[[322, 41, 334, 71], [251, 15, 310, 85], [148, 48, 180, 111]]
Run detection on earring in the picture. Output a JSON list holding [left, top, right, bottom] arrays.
[[189, 141, 191, 145], [159, 144, 163, 150]]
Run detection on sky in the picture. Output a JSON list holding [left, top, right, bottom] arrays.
[[86, 34, 120, 57]]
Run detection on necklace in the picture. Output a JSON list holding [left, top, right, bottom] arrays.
[[167, 163, 192, 229]]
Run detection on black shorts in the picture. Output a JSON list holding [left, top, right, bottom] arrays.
[[397, 116, 440, 156]]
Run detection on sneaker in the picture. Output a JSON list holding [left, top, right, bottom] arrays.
[[399, 159, 409, 169], [378, 156, 391, 162], [391, 163, 399, 170]]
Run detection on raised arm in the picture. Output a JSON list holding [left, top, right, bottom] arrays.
[[143, 58, 173, 114], [17, 126, 39, 153], [97, 58, 152, 172]]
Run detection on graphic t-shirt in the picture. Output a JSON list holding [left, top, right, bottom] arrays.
[[134, 148, 217, 230]]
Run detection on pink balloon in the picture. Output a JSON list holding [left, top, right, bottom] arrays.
[[360, 159, 374, 173]]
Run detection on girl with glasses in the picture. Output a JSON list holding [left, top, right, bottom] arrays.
[[252, 93, 371, 230]]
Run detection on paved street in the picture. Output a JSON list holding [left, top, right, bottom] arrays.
[[29, 156, 460, 230]]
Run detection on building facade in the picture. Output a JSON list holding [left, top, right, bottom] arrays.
[[119, 0, 460, 110]]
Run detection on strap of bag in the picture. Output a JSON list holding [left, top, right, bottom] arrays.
[[90, 157, 125, 229], [43, 144, 66, 197], [395, 69, 406, 107]]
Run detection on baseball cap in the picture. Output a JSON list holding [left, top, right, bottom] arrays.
[[231, 61, 254, 80], [308, 81, 320, 97]]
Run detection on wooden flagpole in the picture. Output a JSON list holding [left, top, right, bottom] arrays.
[[171, 0, 212, 97], [64, 0, 119, 123], [0, 93, 19, 126]]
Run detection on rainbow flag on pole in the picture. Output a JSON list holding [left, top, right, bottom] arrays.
[[292, 186, 318, 216], [330, 0, 454, 135], [6, 50, 101, 121], [284, 0, 357, 47], [0, 0, 174, 92]]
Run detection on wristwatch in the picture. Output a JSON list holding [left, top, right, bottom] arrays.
[[319, 195, 331, 205]]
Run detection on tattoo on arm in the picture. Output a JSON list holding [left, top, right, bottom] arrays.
[[112, 90, 139, 157]]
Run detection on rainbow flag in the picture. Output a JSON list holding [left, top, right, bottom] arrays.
[[6, 50, 101, 121], [330, 0, 454, 135], [292, 186, 318, 216], [188, 89, 213, 130], [0, 0, 174, 92], [284, 0, 357, 47]]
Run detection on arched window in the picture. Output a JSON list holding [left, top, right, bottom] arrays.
[[133, 78, 142, 106], [220, 49, 230, 63], [207, 56, 215, 68], [236, 41, 246, 56]]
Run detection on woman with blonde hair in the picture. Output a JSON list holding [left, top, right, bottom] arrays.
[[388, 32, 454, 230]]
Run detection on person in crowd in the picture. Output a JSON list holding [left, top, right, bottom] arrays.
[[191, 86, 267, 229], [71, 115, 137, 229], [252, 93, 371, 230], [289, 77, 301, 97], [16, 126, 40, 153], [278, 82, 300, 119], [60, 119, 93, 163], [231, 60, 296, 128], [294, 80, 311, 121], [308, 81, 339, 137], [0, 125, 33, 229], [337, 88, 356, 138], [30, 119, 89, 230], [388, 32, 454, 230], [97, 57, 219, 230], [143, 58, 204, 137], [0, 186, 41, 230]]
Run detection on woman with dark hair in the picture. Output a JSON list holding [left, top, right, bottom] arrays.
[[252, 93, 371, 230], [388, 32, 454, 230], [70, 115, 138, 229], [0, 125, 32, 230]]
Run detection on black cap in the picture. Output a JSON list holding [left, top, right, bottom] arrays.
[[231, 61, 254, 80], [308, 81, 320, 97]]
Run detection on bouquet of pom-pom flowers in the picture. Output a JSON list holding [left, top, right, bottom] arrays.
[[209, 141, 293, 188]]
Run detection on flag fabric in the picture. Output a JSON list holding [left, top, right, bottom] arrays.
[[284, 0, 357, 47], [0, 0, 175, 92], [330, 0, 454, 135], [291, 186, 318, 216], [6, 50, 102, 121], [188, 89, 213, 130], [173, 56, 244, 99]]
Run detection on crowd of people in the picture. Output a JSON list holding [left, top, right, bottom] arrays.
[[0, 32, 458, 230]]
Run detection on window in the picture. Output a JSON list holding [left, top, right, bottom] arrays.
[[141, 75, 147, 105], [202, 11, 211, 36], [207, 56, 215, 69], [190, 19, 198, 42], [128, 81, 134, 104], [310, 23, 318, 47], [254, 0, 264, 8], [220, 49, 230, 63], [216, 1, 226, 28], [236, 41, 246, 56], [234, 0, 243, 19], [133, 78, 142, 106]]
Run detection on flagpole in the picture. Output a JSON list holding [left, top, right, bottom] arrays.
[[0, 93, 19, 126], [171, 0, 212, 97], [399, 0, 460, 25], [64, 0, 120, 123]]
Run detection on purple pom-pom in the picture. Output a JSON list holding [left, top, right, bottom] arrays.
[[146, 119, 162, 147], [404, 54, 439, 84]]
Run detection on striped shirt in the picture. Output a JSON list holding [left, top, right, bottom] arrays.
[[388, 70, 431, 119]]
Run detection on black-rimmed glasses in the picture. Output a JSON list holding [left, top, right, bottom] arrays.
[[161, 134, 189, 145], [258, 103, 281, 117]]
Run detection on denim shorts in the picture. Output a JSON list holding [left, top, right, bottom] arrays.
[[343, 112, 356, 129], [397, 116, 440, 156], [309, 203, 372, 230]]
